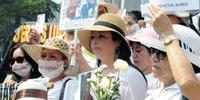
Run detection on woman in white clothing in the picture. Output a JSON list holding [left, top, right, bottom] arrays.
[[22, 37, 79, 100], [126, 28, 160, 97], [144, 3, 200, 100], [78, 13, 147, 100]]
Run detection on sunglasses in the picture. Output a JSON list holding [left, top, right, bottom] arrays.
[[10, 56, 25, 65], [150, 48, 167, 61]]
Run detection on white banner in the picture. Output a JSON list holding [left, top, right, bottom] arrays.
[[59, 0, 98, 30], [141, 0, 200, 16]]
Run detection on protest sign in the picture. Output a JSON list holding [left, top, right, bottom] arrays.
[[141, 0, 200, 19], [13, 23, 64, 43], [79, 71, 92, 100], [117, 9, 126, 19], [35, 14, 45, 33], [59, 0, 99, 30]]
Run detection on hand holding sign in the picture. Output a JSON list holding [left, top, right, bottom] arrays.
[[28, 29, 41, 45], [148, 3, 175, 38], [29, 14, 45, 45]]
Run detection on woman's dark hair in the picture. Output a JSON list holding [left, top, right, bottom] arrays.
[[129, 41, 151, 55], [9, 42, 41, 81], [126, 11, 138, 23], [131, 10, 144, 20], [112, 32, 131, 62]]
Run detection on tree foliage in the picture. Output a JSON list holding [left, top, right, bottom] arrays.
[[0, 0, 60, 67]]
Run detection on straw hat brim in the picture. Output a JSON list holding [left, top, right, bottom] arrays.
[[22, 45, 69, 63], [78, 25, 131, 56]]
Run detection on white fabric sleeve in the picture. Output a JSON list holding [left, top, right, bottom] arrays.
[[63, 77, 79, 100], [119, 66, 147, 100]]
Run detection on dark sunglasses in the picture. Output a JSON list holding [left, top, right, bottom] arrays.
[[10, 56, 25, 65], [150, 48, 167, 60]]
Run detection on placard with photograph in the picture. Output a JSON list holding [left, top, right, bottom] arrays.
[[59, 0, 99, 30]]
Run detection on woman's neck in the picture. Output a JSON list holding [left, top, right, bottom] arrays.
[[49, 72, 65, 83], [21, 76, 29, 82], [143, 65, 152, 75], [162, 79, 175, 88], [100, 56, 115, 66], [100, 57, 118, 76]]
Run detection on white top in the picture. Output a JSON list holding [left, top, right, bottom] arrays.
[[48, 77, 79, 100], [118, 65, 147, 100], [82, 65, 147, 100], [145, 83, 182, 100], [145, 73, 160, 97], [74, 65, 147, 100], [145, 73, 200, 100]]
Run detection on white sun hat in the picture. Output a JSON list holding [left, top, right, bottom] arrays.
[[140, 24, 200, 67], [15, 78, 48, 100], [126, 27, 159, 43]]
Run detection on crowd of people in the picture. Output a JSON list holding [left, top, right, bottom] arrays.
[[1, 1, 200, 100]]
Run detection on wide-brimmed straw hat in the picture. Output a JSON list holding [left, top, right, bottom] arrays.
[[141, 24, 200, 67], [22, 37, 79, 75], [98, 2, 119, 14], [78, 13, 131, 57]]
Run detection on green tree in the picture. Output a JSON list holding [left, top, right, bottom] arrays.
[[0, 0, 59, 70]]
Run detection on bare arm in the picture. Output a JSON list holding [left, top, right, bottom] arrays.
[[75, 44, 93, 74], [148, 3, 200, 99]]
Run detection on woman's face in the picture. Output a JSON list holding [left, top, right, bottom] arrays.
[[124, 14, 135, 27], [11, 48, 26, 65], [40, 48, 64, 62], [151, 49, 174, 83], [11, 48, 32, 77], [39, 48, 68, 80], [90, 31, 119, 60], [131, 42, 152, 72]]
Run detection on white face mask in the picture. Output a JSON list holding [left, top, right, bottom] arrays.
[[12, 62, 32, 77], [38, 59, 64, 79], [130, 24, 140, 34]]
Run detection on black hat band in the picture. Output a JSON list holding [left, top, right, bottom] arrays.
[[94, 21, 125, 36]]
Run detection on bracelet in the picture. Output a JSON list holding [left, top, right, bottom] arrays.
[[163, 34, 177, 45]]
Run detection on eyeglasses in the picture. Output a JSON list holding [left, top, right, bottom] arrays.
[[150, 48, 167, 61], [10, 56, 25, 65]]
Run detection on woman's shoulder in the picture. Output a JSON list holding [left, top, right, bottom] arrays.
[[63, 77, 79, 99], [63, 77, 79, 83], [126, 66, 145, 78], [120, 65, 147, 85]]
